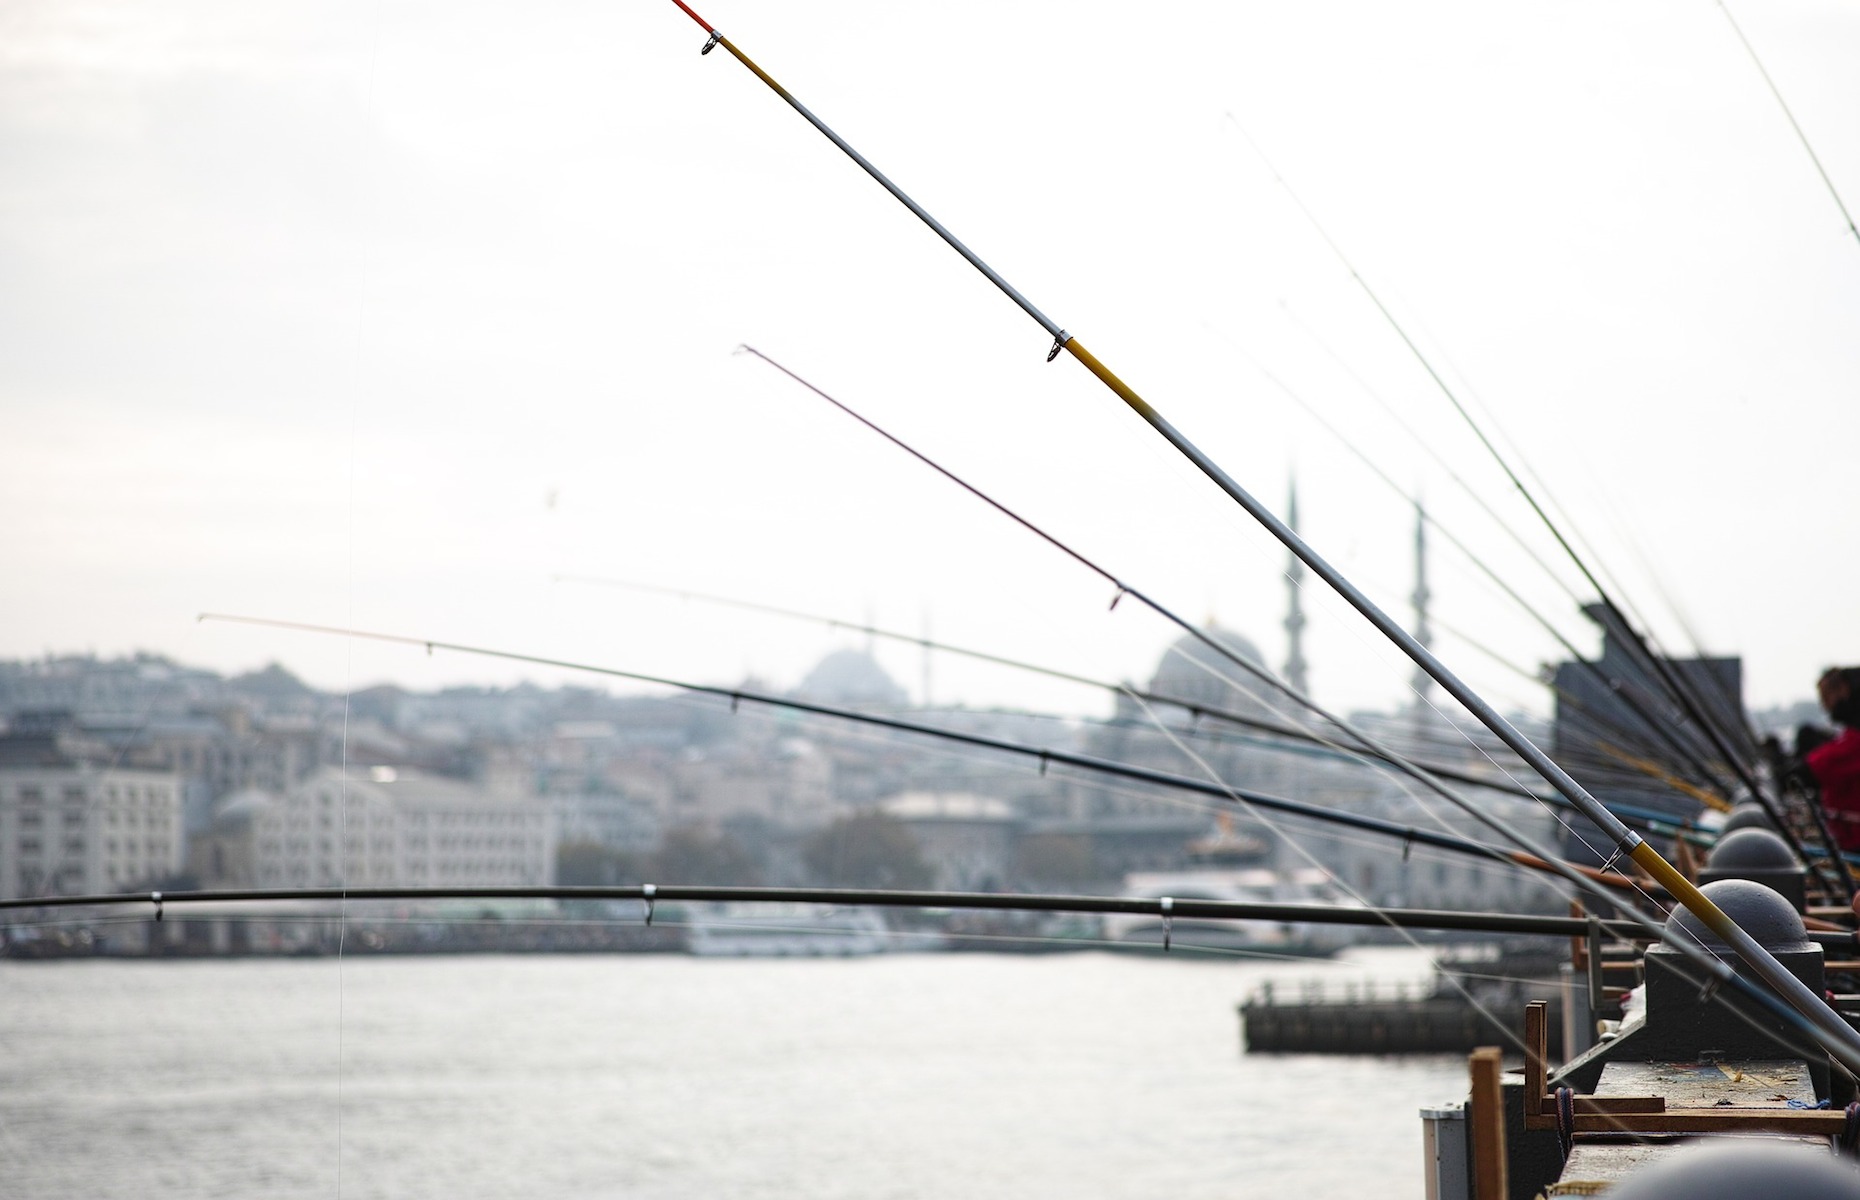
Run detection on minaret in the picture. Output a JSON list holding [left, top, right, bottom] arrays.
[[1410, 500, 1434, 711], [1282, 479, 1310, 698]]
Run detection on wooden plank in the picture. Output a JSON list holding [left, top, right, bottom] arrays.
[[1469, 1047, 1508, 1200], [1566, 1109, 1845, 1134], [1595, 1059, 1813, 1109], [1524, 1002, 1547, 1101]]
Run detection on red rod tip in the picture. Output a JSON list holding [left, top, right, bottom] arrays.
[[669, 0, 715, 34]]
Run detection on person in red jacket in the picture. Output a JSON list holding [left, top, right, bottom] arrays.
[[1807, 667, 1860, 852]]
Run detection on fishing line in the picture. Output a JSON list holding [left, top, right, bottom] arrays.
[[1263, 304, 1589, 614], [733, 346, 1713, 922], [1224, 113, 1627, 621], [198, 612, 1648, 896], [688, 1, 1856, 1063], [1227, 110, 1762, 778], [1093, 691, 1846, 1092], [722, 331, 1853, 1061], [1234, 343, 1736, 797], [554, 570, 1570, 806], [1145, 634, 1663, 912], [1714, 0, 1860, 250], [1224, 116, 1776, 829], [732, 345, 1699, 918], [332, 6, 391, 1184], [1121, 686, 1573, 1060], [1252, 320, 1739, 787]]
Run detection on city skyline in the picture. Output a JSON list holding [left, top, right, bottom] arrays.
[[5, 1, 1857, 725]]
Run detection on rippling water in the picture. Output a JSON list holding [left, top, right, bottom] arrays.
[[1, 946, 1467, 1199]]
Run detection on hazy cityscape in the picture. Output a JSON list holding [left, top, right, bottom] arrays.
[[1, 626, 1582, 940], [6, 2, 1855, 1196]]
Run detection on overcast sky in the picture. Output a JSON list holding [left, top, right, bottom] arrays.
[[3, 0, 1857, 724]]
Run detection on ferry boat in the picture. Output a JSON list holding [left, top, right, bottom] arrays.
[[684, 902, 894, 957]]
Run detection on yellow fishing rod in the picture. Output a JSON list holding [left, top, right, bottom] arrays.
[[1598, 741, 1731, 813], [661, 2, 1860, 1069]]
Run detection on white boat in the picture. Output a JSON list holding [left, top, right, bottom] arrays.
[[1104, 867, 1361, 957], [684, 902, 893, 957]]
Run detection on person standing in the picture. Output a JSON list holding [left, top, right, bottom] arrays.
[[1807, 667, 1860, 852]]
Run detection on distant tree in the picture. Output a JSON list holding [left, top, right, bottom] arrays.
[[1012, 833, 1095, 886], [802, 812, 932, 890], [556, 840, 642, 886], [649, 825, 762, 885]]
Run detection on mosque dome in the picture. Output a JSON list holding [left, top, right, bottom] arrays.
[[1148, 624, 1277, 715], [796, 648, 910, 709]]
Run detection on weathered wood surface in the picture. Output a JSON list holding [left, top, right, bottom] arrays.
[[1594, 1059, 1814, 1108]]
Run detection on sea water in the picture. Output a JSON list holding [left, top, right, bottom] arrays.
[[0, 945, 1469, 1199]]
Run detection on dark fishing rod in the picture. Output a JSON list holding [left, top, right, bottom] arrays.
[[1235, 112, 1815, 893], [734, 338, 1828, 955], [729, 349, 1413, 781], [1245, 352, 1743, 803], [1432, 613, 1735, 810], [1228, 114, 1784, 838], [659, 6, 1860, 1065], [0, 884, 1690, 942], [553, 571, 1567, 803], [1251, 315, 1752, 804], [1279, 302, 1749, 753], [13, 886, 1857, 948], [735, 344, 1719, 904], [198, 611, 1673, 903], [727, 347, 1860, 1037], [1714, 0, 1860, 250], [1594, 613, 1847, 899], [550, 570, 1734, 850]]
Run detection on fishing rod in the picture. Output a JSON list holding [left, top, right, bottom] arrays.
[[729, 348, 1504, 823], [1714, 0, 1860, 250], [660, 4, 1860, 1068], [740, 334, 1860, 974], [1275, 300, 1755, 762], [732, 340, 1860, 1049], [0, 883, 1744, 943], [1228, 114, 1785, 842], [735, 343, 1718, 912], [1229, 106, 1779, 815], [13, 885, 1857, 954], [552, 570, 1737, 851], [553, 571, 1562, 804], [1244, 350, 1746, 803], [197, 611, 1664, 902]]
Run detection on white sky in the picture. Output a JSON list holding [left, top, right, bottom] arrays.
[[2, 0, 1857, 722]]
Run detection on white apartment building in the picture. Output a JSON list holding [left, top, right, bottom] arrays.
[[0, 765, 185, 899], [199, 765, 553, 889]]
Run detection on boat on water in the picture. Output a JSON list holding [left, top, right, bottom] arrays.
[[684, 902, 896, 956], [1107, 865, 1360, 957]]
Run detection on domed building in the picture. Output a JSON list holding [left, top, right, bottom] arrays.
[[794, 648, 910, 710], [1144, 624, 1280, 719], [1078, 622, 1294, 827]]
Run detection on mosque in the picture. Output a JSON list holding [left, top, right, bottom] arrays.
[[777, 492, 1562, 914]]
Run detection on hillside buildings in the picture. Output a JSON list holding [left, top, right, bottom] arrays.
[[1, 619, 1567, 917]]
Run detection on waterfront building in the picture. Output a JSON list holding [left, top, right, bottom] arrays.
[[0, 757, 184, 898], [194, 765, 554, 889]]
